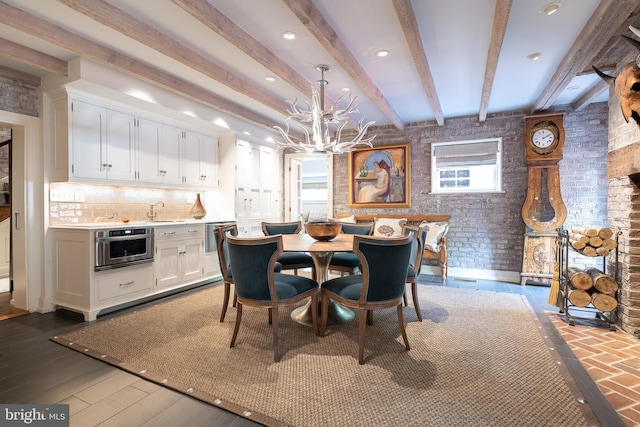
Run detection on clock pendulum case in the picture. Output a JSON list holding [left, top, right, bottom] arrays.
[[520, 113, 567, 286]]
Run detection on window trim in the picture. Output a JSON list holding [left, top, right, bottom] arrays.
[[431, 137, 503, 194]]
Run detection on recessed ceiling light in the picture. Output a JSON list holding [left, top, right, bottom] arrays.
[[243, 131, 251, 136], [282, 31, 296, 40], [376, 50, 389, 57], [341, 87, 350, 92], [542, 3, 562, 15], [527, 52, 541, 61], [567, 85, 579, 91], [265, 76, 276, 82]]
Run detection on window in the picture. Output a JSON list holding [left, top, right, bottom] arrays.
[[431, 138, 502, 193]]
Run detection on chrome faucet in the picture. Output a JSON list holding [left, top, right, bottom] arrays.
[[147, 201, 164, 221]]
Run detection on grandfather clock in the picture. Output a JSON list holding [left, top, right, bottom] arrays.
[[520, 113, 567, 285]]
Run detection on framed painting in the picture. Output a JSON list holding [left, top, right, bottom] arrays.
[[348, 144, 411, 208]]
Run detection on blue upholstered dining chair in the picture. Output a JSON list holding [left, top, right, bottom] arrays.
[[226, 234, 319, 362], [403, 224, 429, 321], [214, 224, 238, 322], [262, 221, 315, 279], [328, 222, 373, 276], [215, 224, 282, 322], [320, 233, 414, 364]]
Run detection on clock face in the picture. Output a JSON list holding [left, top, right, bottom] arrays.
[[529, 121, 559, 154], [532, 129, 555, 148]]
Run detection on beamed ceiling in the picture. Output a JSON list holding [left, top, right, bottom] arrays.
[[0, 0, 639, 141]]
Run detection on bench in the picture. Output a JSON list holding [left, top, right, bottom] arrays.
[[335, 214, 451, 282]]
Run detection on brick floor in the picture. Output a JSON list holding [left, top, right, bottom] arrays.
[[549, 313, 640, 427]]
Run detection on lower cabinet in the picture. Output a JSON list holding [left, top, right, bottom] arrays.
[[155, 237, 203, 290], [50, 224, 215, 321]]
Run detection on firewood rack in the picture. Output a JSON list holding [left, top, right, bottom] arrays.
[[556, 229, 621, 331]]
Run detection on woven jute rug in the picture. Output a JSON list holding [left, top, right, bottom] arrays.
[[52, 284, 590, 427]]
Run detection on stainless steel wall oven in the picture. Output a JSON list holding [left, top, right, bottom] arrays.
[[95, 227, 154, 271]]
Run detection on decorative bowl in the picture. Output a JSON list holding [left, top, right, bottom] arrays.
[[120, 217, 131, 223], [305, 221, 342, 241]]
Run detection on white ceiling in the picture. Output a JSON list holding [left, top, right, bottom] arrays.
[[0, 0, 638, 141]]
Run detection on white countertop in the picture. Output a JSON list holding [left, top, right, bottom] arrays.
[[49, 218, 236, 230]]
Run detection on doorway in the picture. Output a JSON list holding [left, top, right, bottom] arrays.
[[284, 153, 333, 222]]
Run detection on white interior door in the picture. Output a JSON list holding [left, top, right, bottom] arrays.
[[284, 153, 333, 222]]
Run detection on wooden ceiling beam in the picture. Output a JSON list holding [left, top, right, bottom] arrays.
[[0, 36, 67, 76], [572, 80, 609, 111], [0, 64, 40, 86], [282, 0, 405, 131], [0, 1, 282, 132], [58, 0, 288, 116], [171, 0, 358, 130], [532, 0, 639, 112], [478, 0, 512, 123], [392, 0, 444, 126]]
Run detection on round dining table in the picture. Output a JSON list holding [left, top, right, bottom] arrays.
[[281, 233, 356, 326]]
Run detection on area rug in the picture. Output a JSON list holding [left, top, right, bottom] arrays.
[[51, 285, 590, 427]]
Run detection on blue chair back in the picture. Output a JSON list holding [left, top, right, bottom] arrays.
[[340, 223, 373, 235], [214, 224, 238, 280], [262, 221, 302, 235], [355, 234, 414, 302], [226, 234, 282, 301], [403, 224, 428, 276]]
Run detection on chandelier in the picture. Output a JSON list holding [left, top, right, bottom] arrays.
[[274, 65, 376, 154]]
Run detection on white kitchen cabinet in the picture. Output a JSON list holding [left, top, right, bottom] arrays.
[[183, 130, 218, 188], [47, 89, 218, 189], [71, 99, 135, 182], [50, 223, 211, 321], [233, 140, 281, 236], [154, 224, 204, 290], [137, 118, 182, 186]]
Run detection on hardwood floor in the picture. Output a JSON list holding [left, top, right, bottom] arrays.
[[0, 276, 625, 426], [0, 291, 30, 321]]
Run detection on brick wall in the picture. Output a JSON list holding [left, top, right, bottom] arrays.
[[334, 103, 609, 276], [607, 87, 640, 335], [0, 76, 39, 117]]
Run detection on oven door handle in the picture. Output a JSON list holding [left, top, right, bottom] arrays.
[[97, 235, 151, 243]]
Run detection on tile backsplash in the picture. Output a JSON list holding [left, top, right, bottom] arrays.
[[49, 183, 230, 224]]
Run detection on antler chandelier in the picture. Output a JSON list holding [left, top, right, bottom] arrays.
[[274, 65, 376, 154]]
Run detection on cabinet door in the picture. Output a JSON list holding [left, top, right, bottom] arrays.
[[105, 109, 135, 182], [159, 124, 182, 186], [199, 134, 218, 188], [71, 99, 106, 180], [181, 237, 203, 282], [137, 117, 162, 183], [182, 131, 201, 187], [183, 131, 218, 188], [155, 240, 182, 289]]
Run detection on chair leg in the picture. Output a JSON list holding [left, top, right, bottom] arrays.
[[397, 304, 410, 351], [232, 292, 237, 307], [271, 307, 280, 362], [403, 290, 408, 307], [411, 281, 423, 321], [320, 293, 329, 337], [310, 294, 319, 337], [220, 282, 230, 322], [366, 309, 373, 325], [230, 302, 243, 348], [268, 308, 272, 324], [358, 309, 367, 365]]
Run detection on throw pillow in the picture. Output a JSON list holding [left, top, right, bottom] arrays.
[[420, 221, 449, 252], [338, 215, 357, 224], [373, 217, 407, 238], [308, 211, 327, 222]]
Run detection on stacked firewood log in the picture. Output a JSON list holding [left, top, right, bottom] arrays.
[[565, 266, 618, 312], [569, 226, 617, 257]]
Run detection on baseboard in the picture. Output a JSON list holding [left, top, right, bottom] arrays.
[[422, 266, 520, 284]]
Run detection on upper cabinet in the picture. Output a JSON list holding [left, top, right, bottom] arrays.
[[47, 89, 218, 190]]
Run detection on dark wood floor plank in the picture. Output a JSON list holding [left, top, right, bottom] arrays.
[[96, 387, 184, 427]]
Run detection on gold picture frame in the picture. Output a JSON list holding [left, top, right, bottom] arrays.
[[348, 144, 411, 208]]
